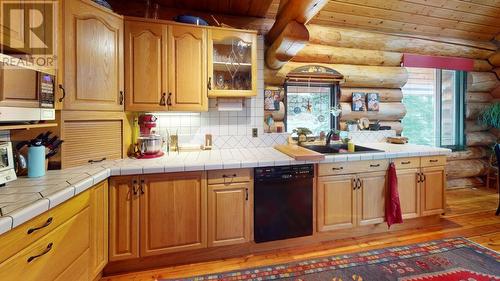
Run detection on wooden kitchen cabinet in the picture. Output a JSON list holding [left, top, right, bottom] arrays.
[[109, 176, 140, 261], [317, 174, 357, 231], [167, 25, 208, 111], [207, 29, 257, 97], [89, 181, 109, 278], [396, 168, 420, 219], [0, 0, 26, 52], [124, 20, 168, 111], [421, 166, 446, 216], [62, 0, 124, 111], [140, 172, 207, 256], [208, 182, 251, 247], [357, 171, 387, 226]]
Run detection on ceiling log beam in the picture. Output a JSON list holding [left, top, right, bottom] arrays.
[[265, 21, 309, 70]]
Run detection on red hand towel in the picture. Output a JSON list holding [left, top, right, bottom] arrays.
[[386, 162, 403, 228]]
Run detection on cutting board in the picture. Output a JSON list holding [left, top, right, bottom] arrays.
[[274, 145, 325, 161]]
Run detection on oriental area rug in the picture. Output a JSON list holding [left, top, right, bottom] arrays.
[[165, 238, 500, 281]]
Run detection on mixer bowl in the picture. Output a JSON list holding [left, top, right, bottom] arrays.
[[137, 135, 163, 155]]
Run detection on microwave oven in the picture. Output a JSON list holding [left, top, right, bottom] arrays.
[[0, 67, 56, 123]]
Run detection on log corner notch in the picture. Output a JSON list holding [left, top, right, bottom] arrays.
[[264, 0, 328, 70]]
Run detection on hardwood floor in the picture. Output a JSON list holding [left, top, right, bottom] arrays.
[[102, 187, 500, 281]]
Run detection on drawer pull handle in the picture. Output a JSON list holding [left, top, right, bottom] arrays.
[[332, 167, 343, 171], [401, 161, 411, 165], [88, 157, 106, 164], [27, 243, 53, 263], [58, 84, 66, 103], [222, 174, 237, 178], [140, 179, 145, 195], [370, 164, 380, 167], [27, 217, 53, 234], [429, 159, 439, 163]]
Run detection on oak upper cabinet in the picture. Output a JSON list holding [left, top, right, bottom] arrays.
[[89, 180, 109, 278], [396, 168, 420, 219], [140, 172, 207, 256], [109, 176, 140, 261], [207, 29, 257, 98], [63, 0, 124, 111], [421, 166, 445, 216], [357, 171, 387, 226], [124, 20, 168, 111], [0, 0, 26, 52], [167, 25, 208, 111], [208, 182, 251, 247], [317, 174, 357, 231]]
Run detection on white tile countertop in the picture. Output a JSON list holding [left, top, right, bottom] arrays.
[[0, 143, 451, 235]]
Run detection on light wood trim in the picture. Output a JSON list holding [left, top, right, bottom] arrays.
[[318, 159, 389, 176], [207, 169, 252, 185], [109, 176, 140, 261], [0, 123, 58, 131], [0, 207, 90, 281], [207, 182, 252, 247], [421, 156, 447, 167], [89, 181, 109, 278], [0, 191, 89, 263], [393, 157, 421, 169], [207, 29, 257, 98]]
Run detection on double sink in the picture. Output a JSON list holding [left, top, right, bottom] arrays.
[[301, 143, 384, 154]]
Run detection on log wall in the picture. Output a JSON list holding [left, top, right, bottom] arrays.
[[263, 24, 499, 189]]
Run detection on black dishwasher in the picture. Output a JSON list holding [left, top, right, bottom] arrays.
[[254, 164, 313, 243]]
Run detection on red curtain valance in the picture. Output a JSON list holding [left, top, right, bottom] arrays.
[[402, 53, 474, 71]]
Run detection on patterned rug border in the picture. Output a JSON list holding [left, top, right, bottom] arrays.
[[168, 237, 500, 281]]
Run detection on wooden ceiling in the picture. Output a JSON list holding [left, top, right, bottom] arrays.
[[306, 0, 500, 41], [107, 0, 276, 18]]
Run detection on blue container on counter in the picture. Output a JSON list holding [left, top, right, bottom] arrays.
[[28, 142, 46, 178]]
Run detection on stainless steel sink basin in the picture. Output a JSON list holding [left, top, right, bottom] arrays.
[[301, 144, 384, 154]]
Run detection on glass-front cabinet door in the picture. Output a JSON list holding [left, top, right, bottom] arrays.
[[207, 29, 257, 97]]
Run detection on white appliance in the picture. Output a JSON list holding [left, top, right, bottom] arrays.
[[0, 142, 17, 185], [0, 65, 55, 123]]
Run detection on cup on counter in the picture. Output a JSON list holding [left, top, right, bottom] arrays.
[[28, 143, 46, 178]]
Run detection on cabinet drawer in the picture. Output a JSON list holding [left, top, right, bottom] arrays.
[[207, 169, 252, 184], [53, 249, 90, 281], [393, 157, 420, 169], [0, 207, 90, 281], [318, 160, 389, 176], [421, 156, 446, 167], [0, 191, 90, 263]]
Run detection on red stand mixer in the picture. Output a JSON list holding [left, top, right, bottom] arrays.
[[135, 114, 164, 159]]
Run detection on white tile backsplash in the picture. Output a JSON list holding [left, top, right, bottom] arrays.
[[152, 36, 288, 149]]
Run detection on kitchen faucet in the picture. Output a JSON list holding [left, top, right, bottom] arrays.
[[325, 129, 335, 146]]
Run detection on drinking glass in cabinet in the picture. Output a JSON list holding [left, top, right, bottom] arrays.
[[212, 38, 252, 91]]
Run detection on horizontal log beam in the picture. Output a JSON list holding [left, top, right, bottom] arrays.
[[293, 44, 403, 66], [465, 102, 489, 120], [473, 60, 493, 72], [494, 68, 500, 80], [340, 88, 403, 102], [265, 62, 408, 88], [466, 131, 497, 146], [467, 72, 500, 92], [465, 120, 490, 132], [492, 86, 500, 99], [306, 25, 495, 60], [266, 0, 328, 44], [488, 52, 500, 66], [339, 102, 406, 121], [446, 147, 491, 161], [265, 21, 309, 70], [446, 159, 488, 179], [466, 92, 494, 103]]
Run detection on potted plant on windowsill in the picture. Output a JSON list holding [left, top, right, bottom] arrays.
[[346, 120, 358, 132], [292, 127, 313, 145], [479, 102, 500, 129]]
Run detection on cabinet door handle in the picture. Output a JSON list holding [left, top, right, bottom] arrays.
[[416, 173, 421, 183], [119, 91, 124, 105], [422, 174, 426, 182], [370, 164, 380, 168], [27, 217, 53, 234], [332, 167, 344, 171], [357, 178, 362, 189], [58, 84, 66, 102], [160, 93, 166, 106], [167, 93, 172, 106], [88, 157, 106, 164], [27, 243, 53, 263], [352, 178, 357, 190], [207, 77, 212, 90], [429, 159, 439, 163], [132, 180, 138, 195], [245, 188, 249, 201], [401, 161, 411, 165], [140, 179, 145, 195]]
